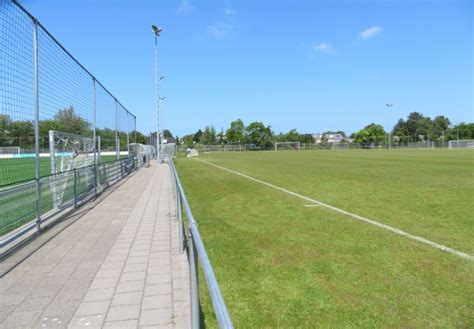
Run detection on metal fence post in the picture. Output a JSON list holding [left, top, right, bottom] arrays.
[[177, 186, 184, 254], [115, 99, 119, 160], [188, 231, 200, 328], [73, 169, 77, 208], [32, 17, 41, 233], [92, 77, 97, 197], [127, 112, 130, 157]]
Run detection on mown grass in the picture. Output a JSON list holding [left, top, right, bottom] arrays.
[[175, 149, 474, 327], [0, 155, 126, 236]]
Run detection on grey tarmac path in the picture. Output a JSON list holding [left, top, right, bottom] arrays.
[[0, 161, 190, 329]]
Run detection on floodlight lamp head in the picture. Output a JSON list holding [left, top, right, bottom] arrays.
[[159, 97, 166, 100], [386, 103, 393, 107], [152, 25, 162, 36], [160, 76, 165, 80]]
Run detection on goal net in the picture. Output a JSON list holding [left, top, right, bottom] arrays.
[[186, 148, 199, 157], [448, 140, 474, 149], [0, 146, 20, 155], [49, 130, 95, 208], [129, 143, 156, 167], [275, 142, 300, 151]]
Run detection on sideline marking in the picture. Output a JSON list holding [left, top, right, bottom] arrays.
[[195, 158, 473, 262], [304, 204, 319, 207]]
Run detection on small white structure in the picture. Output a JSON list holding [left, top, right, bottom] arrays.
[[448, 140, 474, 149], [186, 148, 199, 157], [275, 142, 300, 151]]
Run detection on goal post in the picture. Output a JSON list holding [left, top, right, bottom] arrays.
[[448, 140, 474, 149], [49, 130, 95, 208], [275, 142, 300, 151]]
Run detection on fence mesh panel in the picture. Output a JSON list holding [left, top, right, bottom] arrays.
[[0, 0, 138, 256], [95, 83, 117, 158], [0, 0, 35, 186]]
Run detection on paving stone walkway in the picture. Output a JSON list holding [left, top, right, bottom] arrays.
[[0, 162, 190, 328]]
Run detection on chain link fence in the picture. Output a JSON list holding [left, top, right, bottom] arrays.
[[0, 0, 138, 256]]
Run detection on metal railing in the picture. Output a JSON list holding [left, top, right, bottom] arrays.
[[169, 159, 234, 328], [0, 157, 136, 258]]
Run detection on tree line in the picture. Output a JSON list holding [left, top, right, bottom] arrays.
[[2, 108, 472, 150], [178, 112, 473, 148], [0, 107, 149, 150]]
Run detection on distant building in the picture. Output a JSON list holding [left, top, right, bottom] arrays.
[[312, 133, 323, 144], [312, 133, 349, 144]]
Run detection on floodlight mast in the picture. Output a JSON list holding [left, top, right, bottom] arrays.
[[152, 24, 163, 162], [386, 103, 393, 149]]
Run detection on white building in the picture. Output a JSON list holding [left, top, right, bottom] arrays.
[[313, 133, 349, 144]]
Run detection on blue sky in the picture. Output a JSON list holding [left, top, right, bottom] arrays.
[[22, 0, 473, 137]]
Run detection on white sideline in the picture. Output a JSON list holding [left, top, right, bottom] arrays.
[[195, 158, 473, 262]]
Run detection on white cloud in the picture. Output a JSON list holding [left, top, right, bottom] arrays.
[[360, 26, 383, 39], [224, 7, 236, 16], [178, 0, 194, 13], [313, 43, 333, 53], [207, 23, 234, 38]]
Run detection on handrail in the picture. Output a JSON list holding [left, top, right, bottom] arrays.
[[169, 159, 234, 329]]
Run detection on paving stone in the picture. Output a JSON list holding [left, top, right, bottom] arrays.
[[144, 283, 172, 296], [142, 294, 172, 310], [16, 295, 54, 311], [89, 277, 119, 290], [82, 288, 115, 302], [74, 300, 110, 316], [68, 314, 105, 328], [103, 319, 139, 328], [106, 304, 140, 322], [120, 271, 146, 282], [116, 280, 145, 293], [139, 308, 173, 327], [2, 309, 44, 327], [147, 273, 172, 284], [111, 291, 142, 306]]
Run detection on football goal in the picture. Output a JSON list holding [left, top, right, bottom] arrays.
[[49, 130, 96, 208], [275, 142, 300, 151], [0, 146, 20, 155], [130, 143, 156, 167], [448, 140, 474, 149]]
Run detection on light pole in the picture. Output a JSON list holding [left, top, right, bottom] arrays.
[[152, 24, 162, 162], [386, 104, 393, 149], [159, 96, 166, 149]]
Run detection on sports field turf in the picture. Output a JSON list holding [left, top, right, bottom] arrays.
[[175, 149, 473, 327], [0, 155, 130, 236], [0, 155, 123, 187]]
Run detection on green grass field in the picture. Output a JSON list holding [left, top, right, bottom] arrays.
[[175, 149, 474, 327], [0, 155, 129, 236], [0, 155, 123, 187]]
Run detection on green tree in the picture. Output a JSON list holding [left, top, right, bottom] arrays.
[[163, 129, 173, 139], [285, 129, 299, 141], [354, 123, 386, 146], [54, 107, 90, 135], [193, 129, 203, 143], [245, 121, 273, 147], [131, 130, 147, 144], [181, 134, 194, 147], [226, 119, 245, 144], [200, 125, 216, 145]]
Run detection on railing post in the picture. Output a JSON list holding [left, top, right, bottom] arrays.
[[73, 168, 77, 208], [189, 231, 200, 328], [177, 188, 184, 254]]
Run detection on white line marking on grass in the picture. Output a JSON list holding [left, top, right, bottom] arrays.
[[195, 158, 473, 262], [304, 204, 320, 207]]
